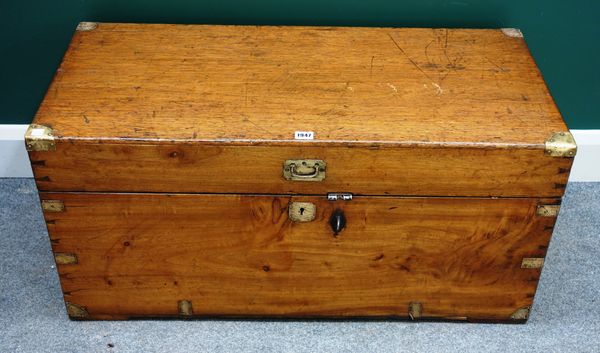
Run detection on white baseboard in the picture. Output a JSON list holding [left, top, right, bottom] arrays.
[[569, 130, 600, 182], [0, 125, 33, 178], [0, 125, 598, 181]]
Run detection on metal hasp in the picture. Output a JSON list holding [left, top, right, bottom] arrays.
[[327, 193, 353, 201], [25, 124, 55, 151], [283, 159, 326, 181], [545, 132, 577, 157]]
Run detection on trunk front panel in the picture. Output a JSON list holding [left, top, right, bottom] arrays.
[[43, 192, 557, 321]]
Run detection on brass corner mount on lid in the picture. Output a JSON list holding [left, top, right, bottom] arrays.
[[76, 22, 98, 31], [25, 124, 55, 151], [545, 132, 576, 157]]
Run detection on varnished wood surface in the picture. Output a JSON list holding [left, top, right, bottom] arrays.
[[44, 192, 558, 321], [34, 24, 567, 147], [30, 143, 571, 197], [33, 25, 569, 321]]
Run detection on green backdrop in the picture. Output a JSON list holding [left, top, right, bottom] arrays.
[[1, 0, 598, 128]]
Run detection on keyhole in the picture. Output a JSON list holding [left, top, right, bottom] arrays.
[[299, 207, 305, 215]]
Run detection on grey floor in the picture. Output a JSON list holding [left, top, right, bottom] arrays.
[[1, 178, 599, 353]]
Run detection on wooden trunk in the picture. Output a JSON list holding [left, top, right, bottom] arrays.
[[27, 23, 575, 322]]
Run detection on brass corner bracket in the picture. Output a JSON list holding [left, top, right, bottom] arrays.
[[54, 252, 78, 265], [25, 124, 55, 151], [76, 22, 98, 31], [521, 257, 545, 269], [501, 28, 523, 38], [408, 301, 422, 320], [41, 200, 65, 212], [178, 300, 193, 317], [510, 306, 530, 320], [66, 302, 89, 319], [537, 204, 560, 217], [545, 132, 576, 157]]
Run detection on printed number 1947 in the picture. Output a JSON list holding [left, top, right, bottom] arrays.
[[294, 131, 314, 140]]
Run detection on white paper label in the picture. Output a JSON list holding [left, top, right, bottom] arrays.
[[294, 131, 314, 140], [30, 128, 46, 137]]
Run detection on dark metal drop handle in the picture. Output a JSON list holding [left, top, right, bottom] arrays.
[[329, 209, 346, 236]]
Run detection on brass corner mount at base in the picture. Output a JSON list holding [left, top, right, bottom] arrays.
[[408, 302, 422, 320], [66, 302, 89, 319], [178, 300, 193, 317], [510, 306, 531, 320]]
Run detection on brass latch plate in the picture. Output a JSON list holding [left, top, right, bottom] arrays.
[[545, 132, 576, 157], [283, 159, 326, 181], [25, 124, 55, 151]]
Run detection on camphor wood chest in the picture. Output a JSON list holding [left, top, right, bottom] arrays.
[[27, 23, 576, 322]]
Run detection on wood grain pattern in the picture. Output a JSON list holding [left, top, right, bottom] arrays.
[[30, 142, 572, 197], [43, 192, 558, 321], [34, 24, 566, 146]]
